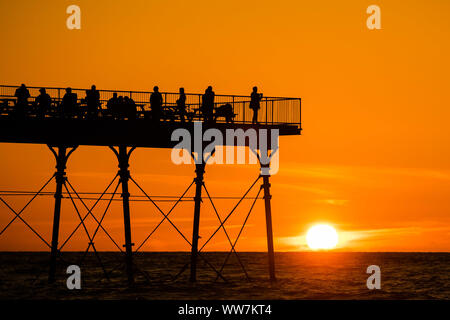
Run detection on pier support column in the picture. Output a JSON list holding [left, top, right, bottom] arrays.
[[115, 145, 135, 285], [48, 145, 77, 283], [261, 165, 276, 282], [190, 162, 205, 282]]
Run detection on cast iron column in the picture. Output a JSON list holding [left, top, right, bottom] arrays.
[[117, 145, 134, 285], [49, 146, 68, 283], [190, 162, 205, 282], [262, 171, 276, 282]]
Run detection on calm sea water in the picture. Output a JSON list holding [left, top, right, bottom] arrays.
[[0, 252, 449, 299]]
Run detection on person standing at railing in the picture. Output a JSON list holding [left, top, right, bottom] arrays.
[[61, 87, 77, 118], [176, 87, 186, 123], [124, 96, 137, 120], [86, 85, 100, 119], [201, 86, 215, 123], [250, 86, 263, 124], [150, 86, 163, 123], [117, 96, 125, 119], [14, 84, 30, 117], [35, 88, 51, 119], [107, 92, 119, 118]]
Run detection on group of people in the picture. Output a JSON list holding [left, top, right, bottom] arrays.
[[12, 84, 103, 119], [106, 93, 137, 120], [11, 84, 264, 124], [172, 85, 262, 124], [151, 85, 216, 123], [60, 85, 101, 119]]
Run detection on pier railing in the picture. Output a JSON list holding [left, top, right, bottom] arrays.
[[0, 85, 301, 128]]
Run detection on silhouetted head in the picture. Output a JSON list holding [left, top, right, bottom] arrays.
[[179, 87, 184, 94], [154, 86, 159, 92], [21, 84, 26, 88], [39, 88, 46, 94], [118, 96, 124, 103], [91, 85, 96, 91], [113, 92, 118, 98], [66, 87, 72, 93], [124, 96, 130, 101], [207, 86, 213, 92], [253, 86, 258, 92]]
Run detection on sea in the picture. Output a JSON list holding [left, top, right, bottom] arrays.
[[0, 252, 449, 300]]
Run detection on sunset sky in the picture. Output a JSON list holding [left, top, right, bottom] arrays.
[[0, 0, 449, 252]]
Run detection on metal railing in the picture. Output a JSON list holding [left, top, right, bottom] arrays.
[[0, 85, 301, 127]]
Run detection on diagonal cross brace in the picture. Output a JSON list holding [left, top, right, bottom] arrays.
[[62, 182, 110, 281], [0, 174, 55, 237], [58, 174, 122, 252], [173, 175, 262, 281], [214, 186, 263, 281], [130, 175, 227, 282], [203, 184, 251, 281]]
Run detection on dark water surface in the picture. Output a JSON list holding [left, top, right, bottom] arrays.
[[0, 252, 448, 299]]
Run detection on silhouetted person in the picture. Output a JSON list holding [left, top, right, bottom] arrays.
[[128, 96, 137, 119], [86, 85, 100, 118], [176, 87, 186, 122], [61, 87, 77, 118], [250, 86, 262, 124], [35, 88, 51, 119], [107, 92, 119, 118], [201, 86, 214, 122], [150, 86, 163, 122], [14, 84, 30, 117], [117, 96, 126, 119], [124, 96, 137, 120]]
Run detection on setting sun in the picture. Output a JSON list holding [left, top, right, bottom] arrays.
[[306, 224, 339, 250]]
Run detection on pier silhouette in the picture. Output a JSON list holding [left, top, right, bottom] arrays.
[[0, 84, 301, 285]]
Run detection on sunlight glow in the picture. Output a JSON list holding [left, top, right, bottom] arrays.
[[306, 224, 339, 250]]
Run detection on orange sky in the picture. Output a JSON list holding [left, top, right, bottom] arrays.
[[0, 0, 449, 252]]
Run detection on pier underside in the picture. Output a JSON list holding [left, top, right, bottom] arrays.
[[0, 118, 300, 148]]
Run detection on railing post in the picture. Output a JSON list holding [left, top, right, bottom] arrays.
[[299, 98, 302, 127], [265, 98, 268, 125], [272, 100, 274, 125], [232, 96, 235, 121]]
